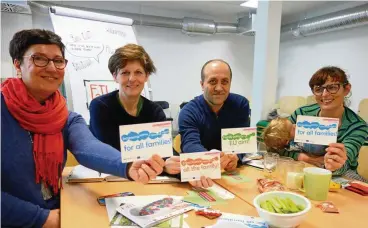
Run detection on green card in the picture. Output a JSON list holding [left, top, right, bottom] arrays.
[[110, 212, 184, 227], [183, 190, 226, 207], [222, 171, 251, 183]]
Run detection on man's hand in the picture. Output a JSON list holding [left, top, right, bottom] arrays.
[[220, 152, 231, 170], [220, 152, 238, 171], [189, 176, 214, 189], [164, 156, 181, 175], [128, 154, 165, 184], [324, 143, 347, 171], [224, 154, 238, 171], [43, 209, 60, 228]]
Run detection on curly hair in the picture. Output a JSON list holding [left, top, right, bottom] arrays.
[[263, 117, 292, 153]]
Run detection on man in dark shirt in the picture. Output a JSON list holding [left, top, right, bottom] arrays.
[[164, 59, 250, 188]]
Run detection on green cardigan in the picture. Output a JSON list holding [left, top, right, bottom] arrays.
[[283, 104, 368, 176]]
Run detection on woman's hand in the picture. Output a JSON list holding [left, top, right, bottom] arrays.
[[128, 154, 165, 184], [164, 156, 181, 175], [324, 143, 347, 171]]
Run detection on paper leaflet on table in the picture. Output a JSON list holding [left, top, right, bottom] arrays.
[[180, 152, 221, 182], [222, 170, 252, 183], [241, 158, 264, 170], [67, 165, 180, 184], [66, 165, 128, 183], [184, 183, 234, 206], [120, 121, 173, 162], [294, 116, 338, 145], [106, 195, 189, 228], [109, 195, 193, 228], [207, 183, 235, 200], [331, 177, 351, 188], [205, 213, 268, 228], [221, 127, 258, 154]]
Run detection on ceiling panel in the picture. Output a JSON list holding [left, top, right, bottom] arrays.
[[49, 1, 354, 23]]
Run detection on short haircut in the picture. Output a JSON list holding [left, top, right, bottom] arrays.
[[200, 59, 232, 82], [262, 117, 292, 153], [108, 43, 156, 75], [9, 29, 65, 63]]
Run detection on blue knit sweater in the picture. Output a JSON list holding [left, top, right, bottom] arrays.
[[1, 95, 129, 228], [178, 93, 250, 153]]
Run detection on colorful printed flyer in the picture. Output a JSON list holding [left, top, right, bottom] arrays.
[[115, 196, 193, 228], [221, 127, 257, 154], [180, 152, 221, 182], [294, 116, 339, 145], [106, 195, 188, 228], [119, 121, 173, 163]]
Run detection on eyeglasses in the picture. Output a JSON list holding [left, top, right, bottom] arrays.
[[312, 83, 346, 96], [23, 55, 68, 70]]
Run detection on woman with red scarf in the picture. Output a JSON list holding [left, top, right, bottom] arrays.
[[1, 29, 165, 228]]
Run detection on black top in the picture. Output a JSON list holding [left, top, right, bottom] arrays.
[[89, 90, 166, 150]]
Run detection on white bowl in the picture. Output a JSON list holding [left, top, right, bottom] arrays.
[[253, 191, 311, 228]]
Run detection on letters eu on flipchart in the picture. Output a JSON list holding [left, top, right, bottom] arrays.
[[50, 11, 149, 123]]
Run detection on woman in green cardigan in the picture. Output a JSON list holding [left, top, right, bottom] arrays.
[[283, 66, 368, 176]]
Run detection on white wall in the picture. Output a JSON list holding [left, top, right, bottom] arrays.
[[4, 6, 367, 116], [1, 11, 254, 131], [135, 26, 254, 105], [278, 26, 368, 112], [135, 26, 254, 132], [1, 12, 33, 78]]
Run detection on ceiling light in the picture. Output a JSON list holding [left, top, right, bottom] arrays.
[[240, 0, 258, 9]]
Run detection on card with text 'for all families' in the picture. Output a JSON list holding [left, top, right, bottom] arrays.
[[119, 121, 173, 163], [180, 152, 221, 182], [221, 127, 257, 154], [294, 116, 339, 146]]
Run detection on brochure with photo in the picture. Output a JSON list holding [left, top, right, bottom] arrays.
[[105, 195, 186, 228], [112, 195, 193, 228]]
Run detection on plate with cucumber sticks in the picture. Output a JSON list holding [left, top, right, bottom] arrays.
[[253, 191, 311, 228]]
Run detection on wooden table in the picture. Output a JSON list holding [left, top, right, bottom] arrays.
[[61, 166, 367, 228], [215, 166, 368, 228], [60, 168, 258, 228]]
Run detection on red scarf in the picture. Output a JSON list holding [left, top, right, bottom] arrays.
[[1, 78, 68, 194]]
